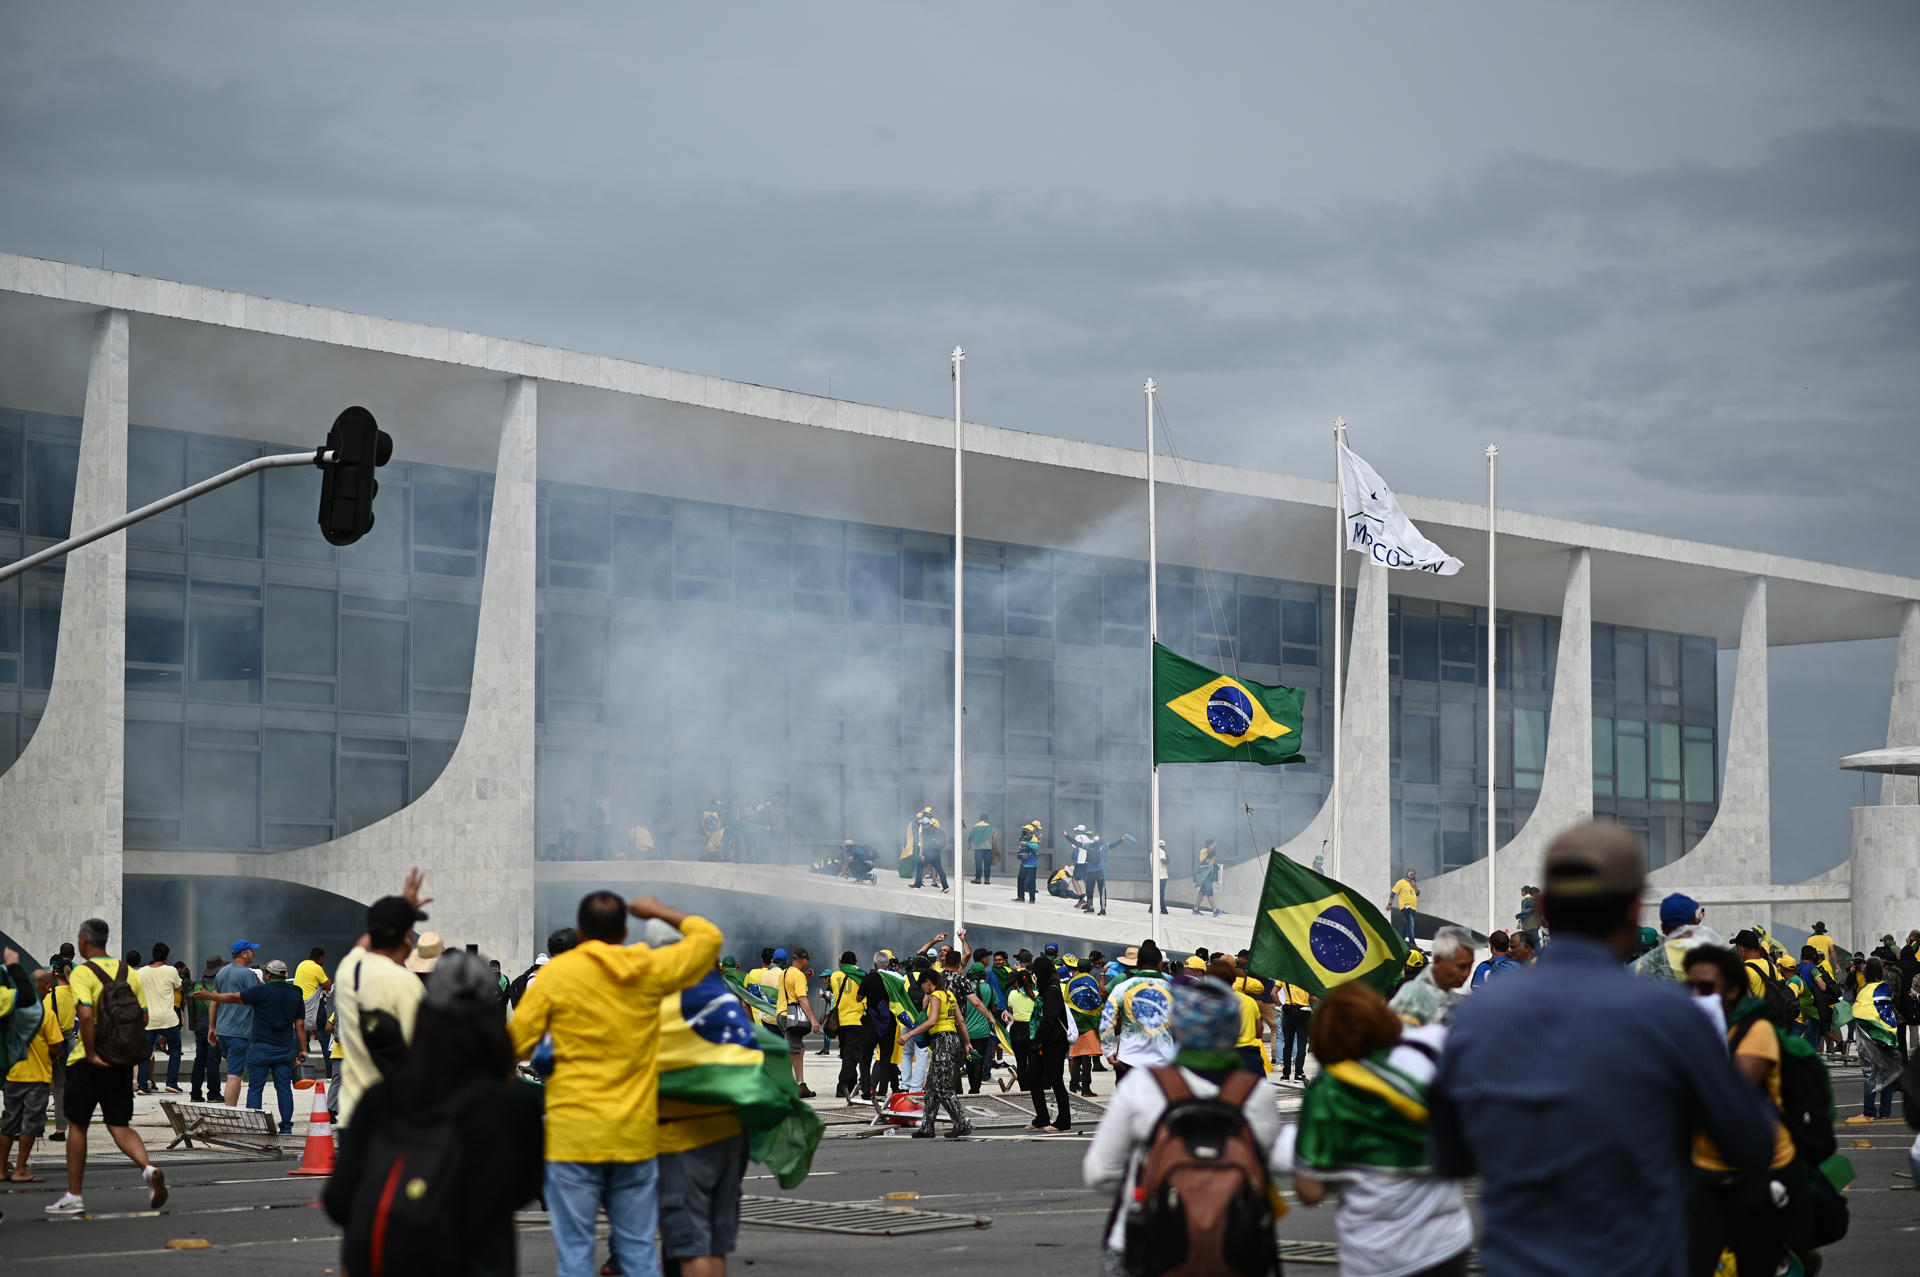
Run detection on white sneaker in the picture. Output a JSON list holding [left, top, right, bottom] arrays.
[[45, 1192, 85, 1216], [144, 1164, 168, 1209]]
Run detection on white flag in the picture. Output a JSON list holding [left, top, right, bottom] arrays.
[[1337, 442, 1464, 575]]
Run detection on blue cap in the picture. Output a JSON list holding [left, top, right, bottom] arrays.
[[230, 939, 259, 957], [772, 948, 789, 962], [1043, 942, 1059, 956], [1658, 893, 1701, 929]]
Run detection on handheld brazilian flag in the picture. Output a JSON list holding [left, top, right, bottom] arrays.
[[1153, 644, 1304, 766], [721, 967, 779, 1023], [1248, 851, 1408, 998]]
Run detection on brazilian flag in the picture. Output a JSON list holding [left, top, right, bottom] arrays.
[[1248, 852, 1407, 998], [1153, 644, 1304, 766]]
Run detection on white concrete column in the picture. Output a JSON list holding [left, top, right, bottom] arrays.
[[1847, 599, 1920, 949], [1882, 601, 1920, 806], [256, 377, 539, 966], [1423, 548, 1592, 931], [1225, 562, 1391, 910], [1649, 576, 1769, 891], [0, 310, 130, 958]]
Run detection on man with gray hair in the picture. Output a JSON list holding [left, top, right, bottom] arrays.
[[1390, 927, 1476, 1027]]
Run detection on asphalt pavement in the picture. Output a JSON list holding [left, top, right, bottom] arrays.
[[1, 1080, 1914, 1273]]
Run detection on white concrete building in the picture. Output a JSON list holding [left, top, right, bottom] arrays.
[[0, 254, 1913, 966]]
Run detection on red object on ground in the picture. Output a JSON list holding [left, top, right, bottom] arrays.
[[289, 1078, 336, 1177], [885, 1091, 925, 1126]]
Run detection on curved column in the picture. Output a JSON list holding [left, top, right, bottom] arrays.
[[1649, 577, 1769, 891], [1222, 561, 1390, 911], [1423, 548, 1592, 932], [1881, 601, 1920, 806], [255, 377, 539, 965], [1850, 599, 1920, 947], [0, 310, 129, 958]]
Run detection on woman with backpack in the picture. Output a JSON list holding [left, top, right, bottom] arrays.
[[1083, 977, 1282, 1276], [324, 951, 544, 1276], [1289, 983, 1473, 1277]]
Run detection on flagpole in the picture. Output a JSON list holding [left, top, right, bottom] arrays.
[[1146, 379, 1161, 952], [1331, 418, 1348, 881], [1486, 444, 1499, 944], [952, 346, 966, 945]]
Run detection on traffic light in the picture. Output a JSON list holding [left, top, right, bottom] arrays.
[[316, 406, 392, 546]]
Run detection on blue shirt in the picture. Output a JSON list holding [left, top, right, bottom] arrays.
[[1430, 935, 1774, 1277], [1019, 838, 1040, 869], [240, 980, 305, 1063], [213, 961, 261, 1039]]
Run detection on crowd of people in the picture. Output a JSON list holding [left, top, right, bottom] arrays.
[[6, 821, 1920, 1275]]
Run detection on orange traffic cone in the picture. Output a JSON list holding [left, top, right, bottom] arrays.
[[288, 1078, 335, 1177]]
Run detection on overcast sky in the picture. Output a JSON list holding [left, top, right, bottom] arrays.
[[3, 1, 1915, 882]]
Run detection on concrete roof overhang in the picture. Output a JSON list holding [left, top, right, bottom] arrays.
[[3, 253, 1915, 648], [1839, 747, 1920, 776]]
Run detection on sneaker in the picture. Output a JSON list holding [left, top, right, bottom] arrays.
[[45, 1193, 85, 1216], [144, 1164, 168, 1209], [911, 1128, 936, 1139], [164, 1086, 183, 1094], [49, 1131, 66, 1142], [946, 1126, 973, 1139], [796, 1086, 817, 1099], [1097, 909, 1106, 916], [1212, 909, 1224, 917], [1192, 908, 1205, 915]]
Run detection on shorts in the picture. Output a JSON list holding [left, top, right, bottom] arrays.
[[63, 1060, 135, 1128], [2, 1080, 51, 1138], [223, 1037, 251, 1076], [784, 1026, 808, 1055], [658, 1132, 749, 1259]]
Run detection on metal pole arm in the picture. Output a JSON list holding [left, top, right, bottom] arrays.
[[0, 449, 331, 586]]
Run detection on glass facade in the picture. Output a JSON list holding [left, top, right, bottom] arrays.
[[0, 407, 1721, 886]]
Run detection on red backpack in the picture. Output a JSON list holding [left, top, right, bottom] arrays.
[[1121, 1068, 1277, 1277]]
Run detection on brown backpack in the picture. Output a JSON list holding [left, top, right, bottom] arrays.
[[1121, 1068, 1277, 1277], [84, 960, 151, 1067]]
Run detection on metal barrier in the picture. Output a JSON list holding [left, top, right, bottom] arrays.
[[158, 1100, 286, 1158], [737, 1195, 989, 1236]]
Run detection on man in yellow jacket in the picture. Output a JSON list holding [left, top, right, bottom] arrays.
[[510, 891, 722, 1277]]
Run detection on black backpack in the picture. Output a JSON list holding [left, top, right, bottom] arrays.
[[1744, 961, 1798, 1027], [342, 1104, 467, 1277], [1732, 1016, 1838, 1164], [1121, 1070, 1276, 1277], [84, 960, 150, 1067]]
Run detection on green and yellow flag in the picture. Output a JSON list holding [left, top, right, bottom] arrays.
[[1248, 852, 1407, 998], [1153, 644, 1304, 766]]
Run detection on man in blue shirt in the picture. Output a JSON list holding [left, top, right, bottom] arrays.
[[1429, 823, 1773, 1276], [196, 957, 307, 1133], [208, 941, 261, 1106]]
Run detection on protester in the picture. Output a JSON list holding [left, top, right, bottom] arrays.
[[195, 957, 308, 1134], [1084, 977, 1281, 1275], [44, 959, 76, 1142], [1428, 823, 1773, 1273], [1192, 840, 1223, 916], [1014, 822, 1042, 903], [899, 964, 972, 1139], [957, 956, 1001, 1094], [860, 954, 901, 1096], [1022, 956, 1074, 1133], [1509, 930, 1536, 966], [334, 880, 431, 1134], [134, 942, 183, 1095], [1099, 942, 1176, 1081], [324, 951, 543, 1277], [1206, 958, 1269, 1075], [1469, 931, 1517, 989], [1388, 868, 1420, 945], [1290, 983, 1473, 1277], [294, 946, 333, 1065], [1631, 893, 1723, 983], [209, 939, 261, 1107], [1852, 957, 1904, 1121], [1682, 944, 1804, 1277], [1003, 964, 1037, 1092], [827, 951, 871, 1102], [2, 966, 61, 1184], [773, 949, 822, 1098], [1149, 838, 1171, 914], [45, 919, 168, 1215], [909, 809, 949, 892], [968, 814, 998, 886], [406, 931, 447, 987], [508, 891, 721, 1277], [1390, 926, 1475, 1028]]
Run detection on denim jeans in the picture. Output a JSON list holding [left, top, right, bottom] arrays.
[[546, 1158, 659, 1277], [245, 1054, 296, 1132], [1016, 865, 1037, 901], [140, 1025, 182, 1090], [904, 1039, 931, 1091], [1397, 908, 1418, 945]]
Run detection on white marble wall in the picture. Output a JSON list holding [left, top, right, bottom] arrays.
[[1649, 577, 1770, 893], [1222, 562, 1391, 912], [1881, 602, 1920, 807], [1846, 599, 1920, 948], [0, 312, 129, 958], [1423, 549, 1594, 935], [249, 377, 540, 965]]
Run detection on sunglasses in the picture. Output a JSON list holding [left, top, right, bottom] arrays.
[[1687, 980, 1721, 997]]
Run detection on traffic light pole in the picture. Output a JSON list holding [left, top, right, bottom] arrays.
[[0, 448, 333, 586]]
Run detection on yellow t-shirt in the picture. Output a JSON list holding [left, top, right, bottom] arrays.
[[1392, 878, 1419, 910], [136, 963, 182, 1030], [1233, 990, 1262, 1051], [1694, 1020, 1796, 1172], [294, 959, 329, 1002], [1743, 960, 1772, 1002], [775, 965, 810, 1017], [7, 993, 64, 1084], [1806, 934, 1837, 968], [508, 919, 724, 1164], [830, 970, 866, 1022], [49, 985, 77, 1036], [67, 958, 149, 1065], [333, 949, 425, 1129], [929, 989, 959, 1035]]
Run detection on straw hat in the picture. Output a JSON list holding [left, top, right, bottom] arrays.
[[406, 931, 446, 973]]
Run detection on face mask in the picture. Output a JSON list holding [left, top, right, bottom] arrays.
[[1692, 993, 1728, 1045]]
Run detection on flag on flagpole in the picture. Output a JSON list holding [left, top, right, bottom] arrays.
[[1248, 852, 1409, 998], [1153, 644, 1305, 766], [1338, 442, 1464, 575]]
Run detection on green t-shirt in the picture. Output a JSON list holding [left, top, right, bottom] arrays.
[[969, 822, 995, 850]]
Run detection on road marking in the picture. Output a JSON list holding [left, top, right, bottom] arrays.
[[10, 1235, 335, 1263]]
